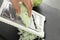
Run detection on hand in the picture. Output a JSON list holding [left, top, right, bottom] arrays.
[[10, 0, 33, 17]]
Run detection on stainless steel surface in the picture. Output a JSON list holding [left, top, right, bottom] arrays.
[[41, 3, 60, 40], [43, 0, 60, 9], [0, 0, 3, 7]]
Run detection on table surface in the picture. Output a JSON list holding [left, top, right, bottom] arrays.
[[0, 0, 60, 40]]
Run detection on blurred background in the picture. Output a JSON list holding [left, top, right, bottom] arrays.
[[43, 0, 60, 9]]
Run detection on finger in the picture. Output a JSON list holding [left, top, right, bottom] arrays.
[[26, 0, 32, 17], [28, 0, 33, 17], [27, 0, 32, 17], [10, 0, 20, 15]]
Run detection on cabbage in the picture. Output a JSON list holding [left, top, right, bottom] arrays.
[[19, 3, 30, 27], [33, 0, 42, 7]]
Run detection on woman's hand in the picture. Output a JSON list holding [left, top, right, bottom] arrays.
[[10, 0, 32, 17]]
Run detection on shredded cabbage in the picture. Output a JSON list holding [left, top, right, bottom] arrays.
[[18, 29, 37, 40]]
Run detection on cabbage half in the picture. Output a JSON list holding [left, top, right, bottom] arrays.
[[19, 3, 30, 27], [33, 0, 42, 7]]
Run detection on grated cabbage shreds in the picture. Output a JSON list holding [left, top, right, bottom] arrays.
[[18, 29, 37, 40]]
